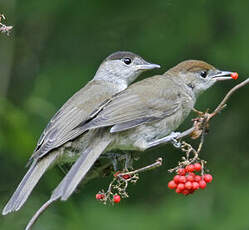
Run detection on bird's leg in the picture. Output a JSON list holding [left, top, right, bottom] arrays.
[[100, 152, 122, 171], [100, 152, 134, 171], [146, 132, 181, 149], [124, 152, 133, 171]]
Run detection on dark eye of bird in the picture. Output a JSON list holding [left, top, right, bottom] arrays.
[[123, 58, 132, 65], [200, 71, 207, 78]]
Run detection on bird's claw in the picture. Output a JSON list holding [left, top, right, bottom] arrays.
[[170, 132, 182, 148]]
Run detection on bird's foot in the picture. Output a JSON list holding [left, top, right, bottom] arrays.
[[147, 131, 181, 149]]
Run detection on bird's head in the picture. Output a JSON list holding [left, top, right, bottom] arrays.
[[167, 60, 235, 96], [94, 51, 160, 86]]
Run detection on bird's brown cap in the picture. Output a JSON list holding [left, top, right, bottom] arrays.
[[167, 60, 216, 74]]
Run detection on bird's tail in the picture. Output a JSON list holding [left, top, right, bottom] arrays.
[[2, 153, 58, 215], [51, 133, 112, 201]]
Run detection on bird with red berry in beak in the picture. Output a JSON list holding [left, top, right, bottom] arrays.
[[50, 59, 236, 202]]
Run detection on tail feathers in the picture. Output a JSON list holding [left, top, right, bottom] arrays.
[[2, 153, 58, 215], [51, 138, 111, 201]]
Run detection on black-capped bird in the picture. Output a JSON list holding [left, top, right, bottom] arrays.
[[2, 51, 160, 215]]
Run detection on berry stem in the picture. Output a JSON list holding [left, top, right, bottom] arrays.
[[118, 158, 163, 179]]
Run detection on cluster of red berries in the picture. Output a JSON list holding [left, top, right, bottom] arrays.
[[168, 163, 213, 195], [95, 172, 133, 204], [96, 193, 121, 203]]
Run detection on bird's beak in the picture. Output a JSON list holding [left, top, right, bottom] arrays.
[[211, 70, 234, 81], [137, 62, 161, 70]]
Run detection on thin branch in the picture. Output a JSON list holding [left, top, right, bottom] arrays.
[[213, 78, 249, 115], [118, 157, 162, 177], [25, 199, 55, 230]]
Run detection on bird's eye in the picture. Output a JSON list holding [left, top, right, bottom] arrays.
[[123, 58, 132, 65], [200, 71, 208, 78]]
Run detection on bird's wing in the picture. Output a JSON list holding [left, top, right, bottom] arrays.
[[30, 81, 115, 161], [79, 76, 182, 133]]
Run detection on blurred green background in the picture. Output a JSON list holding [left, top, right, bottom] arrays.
[[0, 0, 249, 229]]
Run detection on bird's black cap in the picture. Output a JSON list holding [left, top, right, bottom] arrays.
[[105, 51, 138, 61]]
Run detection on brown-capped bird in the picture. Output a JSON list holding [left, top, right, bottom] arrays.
[[50, 60, 235, 203]]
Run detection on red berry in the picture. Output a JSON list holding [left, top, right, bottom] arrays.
[[96, 193, 104, 200], [113, 195, 121, 203], [186, 175, 195, 182], [185, 164, 195, 172], [168, 180, 177, 189], [194, 163, 202, 171], [192, 182, 199, 190], [231, 72, 238, 80], [177, 168, 186, 175], [185, 181, 192, 190], [179, 176, 187, 183], [182, 189, 190, 195], [195, 175, 202, 182], [122, 174, 131, 180], [199, 180, 207, 189], [204, 174, 213, 183], [173, 175, 181, 184], [177, 183, 185, 191], [188, 172, 196, 177]]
